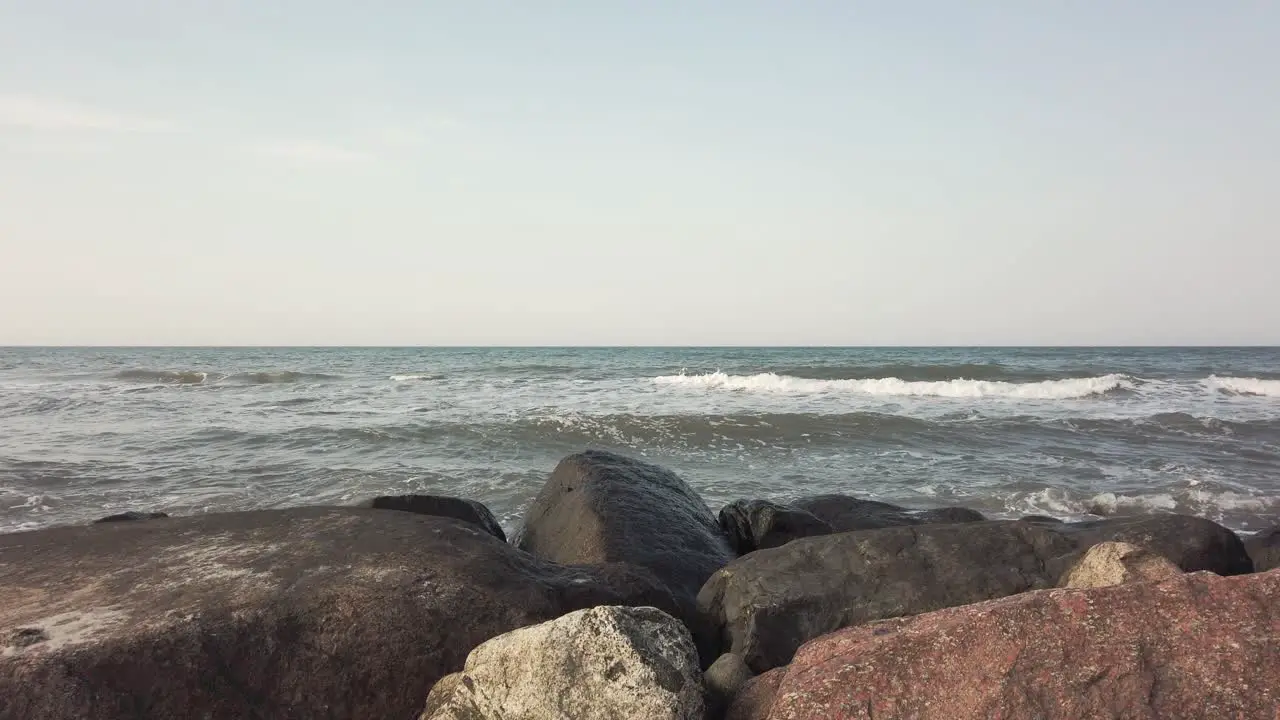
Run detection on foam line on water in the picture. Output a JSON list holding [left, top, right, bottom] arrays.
[[652, 372, 1133, 399]]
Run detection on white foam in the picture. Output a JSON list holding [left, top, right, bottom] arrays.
[[652, 372, 1131, 399], [1205, 375, 1280, 397], [389, 374, 436, 382]]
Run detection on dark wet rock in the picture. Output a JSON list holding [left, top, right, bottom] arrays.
[[361, 493, 506, 541], [0, 506, 683, 720], [515, 450, 734, 664], [718, 500, 832, 555], [747, 570, 1280, 719], [704, 653, 755, 718], [92, 511, 168, 523], [1054, 514, 1252, 575], [1244, 525, 1280, 572], [697, 520, 1077, 673], [791, 494, 984, 532], [1018, 514, 1063, 524]]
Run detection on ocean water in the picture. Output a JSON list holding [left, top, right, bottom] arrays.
[[2, 347, 1279, 535]]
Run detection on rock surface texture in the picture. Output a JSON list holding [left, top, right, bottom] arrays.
[[361, 493, 506, 541], [718, 499, 833, 555], [515, 450, 734, 662], [1056, 514, 1253, 575], [421, 606, 703, 720], [1244, 525, 1280, 572], [0, 507, 680, 720], [791, 494, 986, 532], [732, 570, 1280, 719], [1059, 541, 1182, 588]]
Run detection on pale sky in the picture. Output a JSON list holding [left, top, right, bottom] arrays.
[[1, 2, 1277, 346]]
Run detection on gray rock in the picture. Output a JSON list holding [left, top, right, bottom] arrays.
[[0, 507, 681, 720], [92, 511, 168, 523], [421, 605, 704, 720], [718, 499, 833, 555], [791, 494, 985, 532], [361, 493, 506, 541], [1058, 541, 1182, 588], [515, 450, 734, 664], [704, 652, 755, 717], [1054, 514, 1252, 575], [1244, 525, 1280, 572]]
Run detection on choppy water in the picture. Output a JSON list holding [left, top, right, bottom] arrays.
[[2, 347, 1279, 534]]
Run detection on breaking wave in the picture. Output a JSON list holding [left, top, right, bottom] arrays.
[[113, 370, 339, 385], [1206, 376, 1280, 397], [653, 372, 1132, 399]]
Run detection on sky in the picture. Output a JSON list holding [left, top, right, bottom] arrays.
[[1, 1, 1277, 346]]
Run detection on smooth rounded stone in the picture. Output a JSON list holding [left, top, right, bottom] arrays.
[[750, 570, 1280, 719], [718, 499, 833, 555], [1053, 514, 1253, 575], [420, 605, 704, 720], [92, 511, 168, 523], [0, 507, 682, 720], [1244, 525, 1280, 572], [704, 653, 755, 716], [515, 450, 734, 664], [361, 493, 506, 541], [697, 520, 1077, 673], [791, 494, 985, 532], [1059, 541, 1182, 589]]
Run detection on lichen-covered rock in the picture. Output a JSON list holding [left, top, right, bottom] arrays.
[[421, 606, 703, 720], [1059, 541, 1181, 588], [745, 570, 1280, 719]]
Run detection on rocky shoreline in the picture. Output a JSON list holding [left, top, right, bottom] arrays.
[[2, 449, 1278, 719]]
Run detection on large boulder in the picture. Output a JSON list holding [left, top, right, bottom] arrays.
[[735, 570, 1280, 719], [515, 450, 734, 662], [697, 520, 1077, 672], [421, 605, 703, 720], [1055, 514, 1252, 575], [361, 493, 506, 541], [1058, 541, 1181, 588], [791, 494, 985, 531], [718, 500, 833, 555], [1244, 525, 1280, 572], [0, 507, 682, 720]]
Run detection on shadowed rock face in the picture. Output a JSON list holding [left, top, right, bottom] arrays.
[[515, 450, 735, 664], [0, 507, 681, 720], [718, 500, 833, 555], [361, 494, 506, 541], [733, 570, 1280, 720], [1244, 525, 1280, 572]]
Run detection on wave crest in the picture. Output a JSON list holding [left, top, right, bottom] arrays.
[[1206, 375, 1280, 397], [653, 371, 1131, 399], [113, 370, 338, 385]]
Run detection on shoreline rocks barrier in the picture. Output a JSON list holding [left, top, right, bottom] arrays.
[[1, 448, 1277, 719]]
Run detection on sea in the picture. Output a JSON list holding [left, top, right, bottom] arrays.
[[2, 347, 1278, 536]]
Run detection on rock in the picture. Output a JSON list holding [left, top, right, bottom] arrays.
[[0, 507, 683, 720], [1018, 514, 1063, 524], [791, 494, 985, 531], [751, 570, 1280, 719], [704, 653, 755, 716], [724, 668, 785, 720], [361, 493, 506, 541], [515, 450, 734, 663], [92, 511, 168, 523], [718, 500, 833, 555], [697, 520, 1077, 672], [1059, 541, 1182, 588], [1244, 525, 1280, 572], [1055, 514, 1252, 575], [420, 605, 703, 720]]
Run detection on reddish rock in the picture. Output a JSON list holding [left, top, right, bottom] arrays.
[[724, 668, 785, 720], [753, 570, 1280, 719]]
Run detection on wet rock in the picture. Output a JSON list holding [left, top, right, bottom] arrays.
[[697, 520, 1077, 672], [1059, 541, 1182, 588], [361, 493, 506, 541], [421, 605, 703, 720], [515, 450, 734, 663], [0, 507, 681, 720], [1018, 514, 1063, 524], [92, 511, 168, 523], [704, 653, 755, 717], [791, 494, 985, 532], [752, 570, 1280, 719], [718, 499, 832, 555], [1056, 514, 1252, 575], [1244, 525, 1280, 572]]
